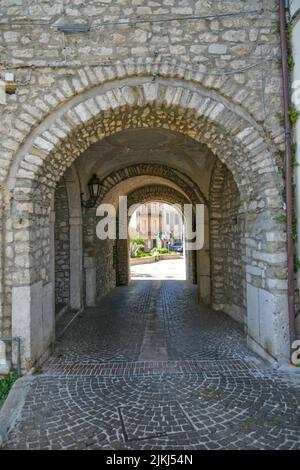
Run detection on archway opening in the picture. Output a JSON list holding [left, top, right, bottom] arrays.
[[5, 78, 289, 370], [129, 201, 186, 281], [50, 126, 245, 361]]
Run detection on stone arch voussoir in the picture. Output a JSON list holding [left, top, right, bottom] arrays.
[[6, 78, 282, 207], [99, 163, 206, 207], [2, 76, 291, 368]]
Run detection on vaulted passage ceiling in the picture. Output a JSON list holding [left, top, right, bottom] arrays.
[[75, 128, 217, 200]]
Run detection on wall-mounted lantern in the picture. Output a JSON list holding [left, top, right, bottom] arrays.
[[81, 174, 102, 208]]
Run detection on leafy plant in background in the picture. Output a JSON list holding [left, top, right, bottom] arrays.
[[130, 237, 146, 258], [150, 247, 170, 255], [131, 237, 146, 246], [0, 370, 19, 408]]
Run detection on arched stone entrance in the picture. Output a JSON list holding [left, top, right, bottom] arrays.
[[0, 77, 289, 370], [117, 184, 202, 292]]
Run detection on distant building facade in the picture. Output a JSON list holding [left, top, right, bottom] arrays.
[[129, 203, 183, 250]]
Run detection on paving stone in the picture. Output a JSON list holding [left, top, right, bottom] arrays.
[[3, 280, 300, 450]]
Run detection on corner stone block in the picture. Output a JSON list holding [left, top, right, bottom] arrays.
[[12, 280, 55, 371], [246, 283, 290, 364]]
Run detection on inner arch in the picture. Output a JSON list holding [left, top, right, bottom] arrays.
[[3, 81, 289, 371]]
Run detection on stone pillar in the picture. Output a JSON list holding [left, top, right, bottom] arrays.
[[84, 255, 96, 306], [49, 208, 55, 333], [12, 280, 55, 371], [197, 207, 211, 304], [244, 207, 290, 364], [69, 216, 83, 310], [246, 283, 289, 364], [197, 249, 211, 305]]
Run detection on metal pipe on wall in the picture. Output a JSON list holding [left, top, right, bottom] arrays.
[[279, 0, 296, 356], [290, 1, 300, 337]]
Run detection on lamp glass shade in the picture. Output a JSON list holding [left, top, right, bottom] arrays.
[[88, 174, 101, 200]]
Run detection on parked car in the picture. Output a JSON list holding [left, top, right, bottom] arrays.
[[170, 242, 183, 253]]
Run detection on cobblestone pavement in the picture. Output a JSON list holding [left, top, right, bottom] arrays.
[[3, 279, 300, 450]]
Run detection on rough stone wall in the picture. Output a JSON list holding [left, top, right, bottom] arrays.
[[210, 160, 226, 309], [83, 208, 116, 303], [0, 0, 284, 158], [1, 76, 285, 307], [0, 0, 292, 365], [210, 163, 244, 324], [219, 169, 244, 323], [96, 239, 116, 300], [82, 209, 94, 306], [54, 179, 70, 311]]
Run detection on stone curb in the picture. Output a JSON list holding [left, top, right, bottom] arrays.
[[0, 375, 35, 447]]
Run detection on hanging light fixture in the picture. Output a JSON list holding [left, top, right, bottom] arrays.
[[81, 174, 102, 208]]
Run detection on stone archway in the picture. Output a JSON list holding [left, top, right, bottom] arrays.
[[125, 184, 207, 294], [82, 171, 205, 303], [98, 163, 207, 207], [115, 184, 200, 290], [0, 77, 289, 369]]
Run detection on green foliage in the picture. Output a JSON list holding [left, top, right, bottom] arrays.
[[136, 247, 147, 258], [275, 22, 294, 70], [289, 105, 300, 126], [277, 104, 300, 127], [275, 213, 297, 241], [150, 247, 170, 255], [275, 15, 299, 259], [136, 247, 144, 257], [285, 23, 293, 43], [291, 157, 299, 169], [277, 213, 286, 224], [130, 237, 146, 246], [288, 54, 295, 71], [294, 257, 300, 272], [292, 213, 298, 242], [277, 106, 299, 127], [280, 144, 298, 170], [130, 238, 146, 258], [0, 371, 19, 408], [158, 248, 170, 254], [286, 21, 294, 70]]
